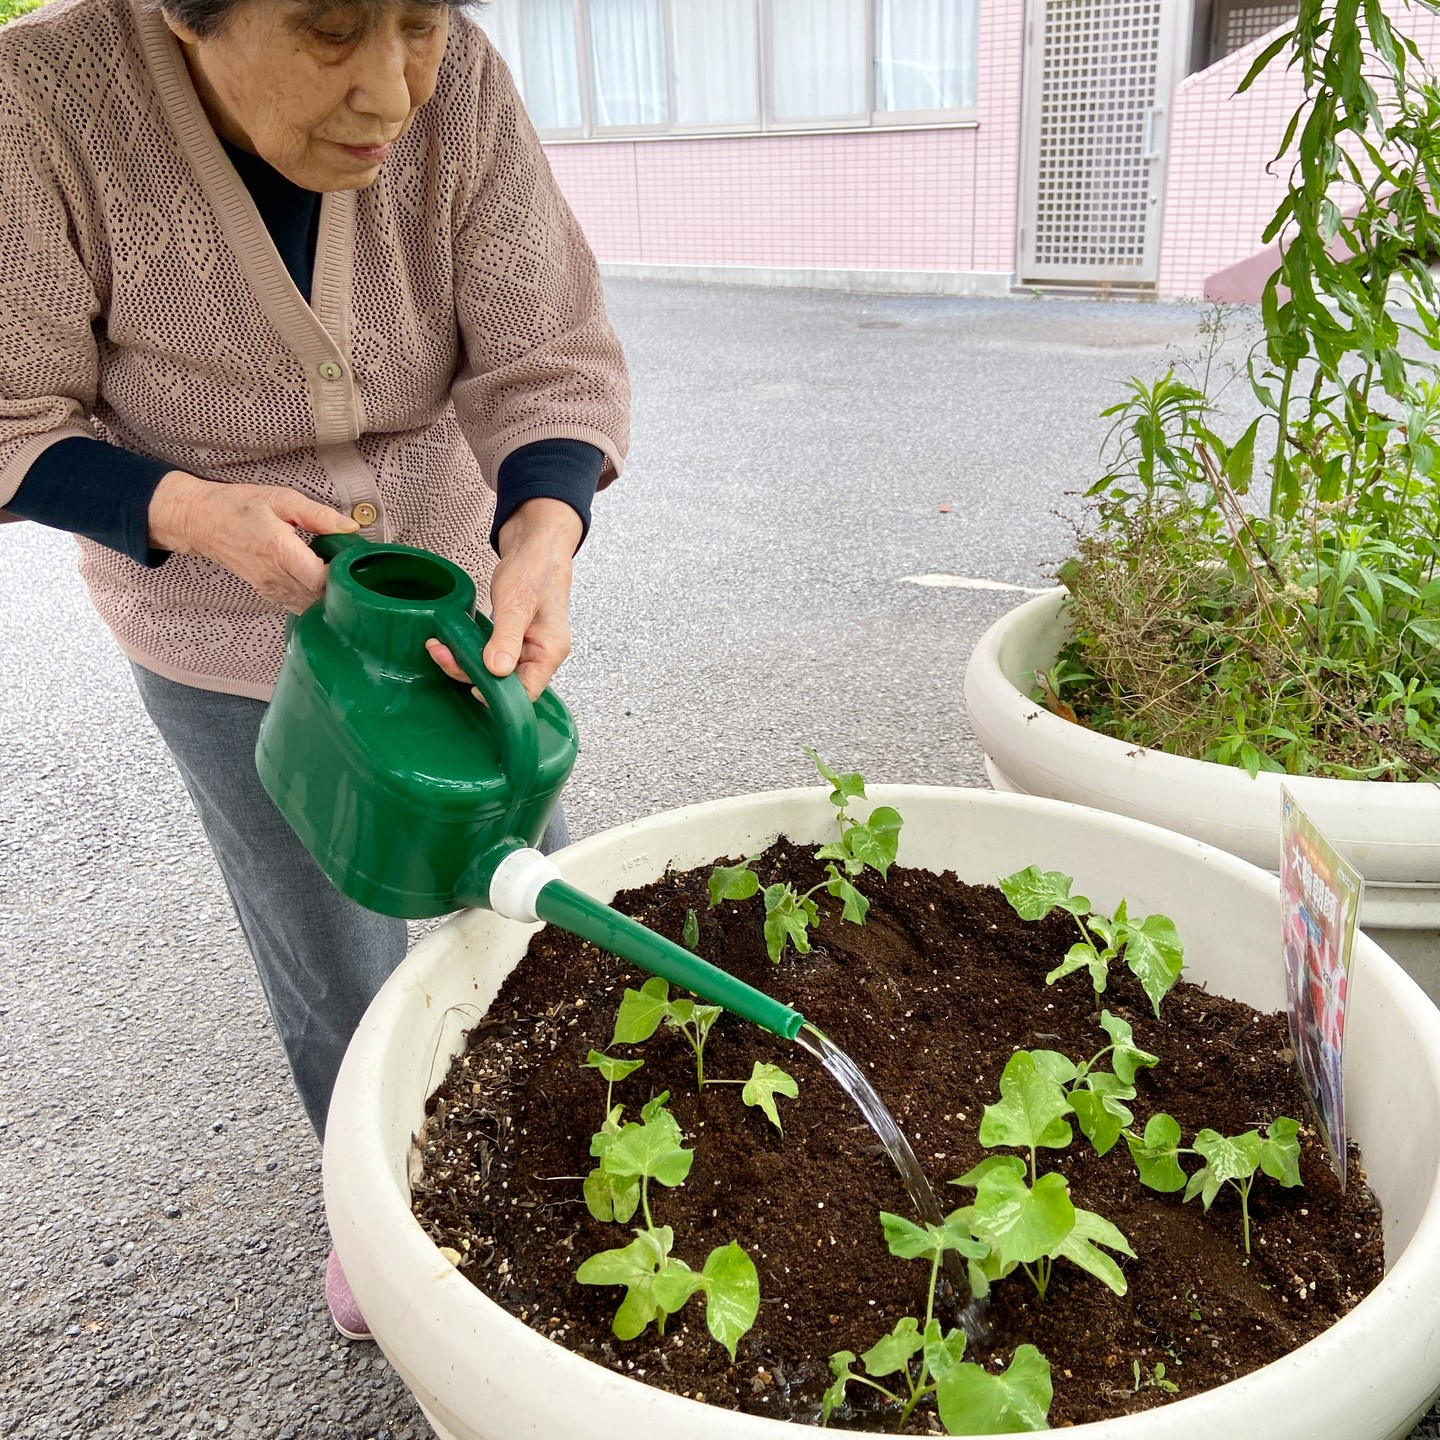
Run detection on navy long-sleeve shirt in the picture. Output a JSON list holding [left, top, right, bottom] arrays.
[[5, 137, 601, 564]]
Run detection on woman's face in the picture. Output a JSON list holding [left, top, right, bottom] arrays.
[[164, 1, 449, 191]]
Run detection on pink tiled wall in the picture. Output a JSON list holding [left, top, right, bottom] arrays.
[[1159, 7, 1440, 299], [543, 0, 1025, 276]]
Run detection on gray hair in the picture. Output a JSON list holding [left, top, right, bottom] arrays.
[[157, 0, 479, 41]]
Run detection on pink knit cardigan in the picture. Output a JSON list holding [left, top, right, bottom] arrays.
[[0, 0, 630, 699]]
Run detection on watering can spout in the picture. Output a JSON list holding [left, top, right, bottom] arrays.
[[461, 840, 806, 1042]]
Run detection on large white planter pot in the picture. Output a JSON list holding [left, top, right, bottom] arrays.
[[964, 589, 1440, 992], [325, 787, 1440, 1440]]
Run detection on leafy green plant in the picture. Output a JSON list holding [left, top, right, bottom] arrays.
[[0, 0, 45, 24], [951, 1056, 1135, 1302], [1131, 1359, 1180, 1396], [1052, 4, 1440, 782], [1027, 1010, 1159, 1157], [613, 976, 723, 1089], [708, 749, 902, 962], [998, 866, 1183, 1016], [1126, 1114, 1303, 1255], [821, 1211, 1051, 1434], [576, 1090, 760, 1358], [740, 1060, 799, 1133]]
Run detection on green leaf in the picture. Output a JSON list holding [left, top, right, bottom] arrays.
[[681, 908, 700, 952], [708, 856, 760, 908], [699, 1242, 760, 1360], [922, 1326, 968, 1385], [845, 806, 903, 879], [1056, 1207, 1134, 1296], [582, 1165, 640, 1224], [861, 1316, 924, 1378], [821, 1351, 858, 1426], [1260, 1117, 1303, 1188], [950, 1153, 1026, 1189], [934, 1344, 1053, 1435], [612, 977, 671, 1044], [1098, 1010, 1158, 1084], [1045, 940, 1109, 993], [999, 865, 1091, 921], [1067, 1086, 1131, 1158], [603, 1109, 694, 1188], [1028, 1050, 1078, 1086], [640, 1091, 671, 1124], [576, 1227, 676, 1340], [880, 1211, 988, 1264], [970, 1167, 1075, 1269], [742, 1061, 799, 1134], [823, 863, 870, 925], [978, 1051, 1074, 1153], [1189, 1129, 1262, 1209], [806, 747, 867, 807], [1127, 1113, 1188, 1193], [651, 1258, 704, 1315], [1118, 912, 1184, 1016], [584, 1050, 645, 1085], [589, 1103, 625, 1158], [762, 883, 818, 962]]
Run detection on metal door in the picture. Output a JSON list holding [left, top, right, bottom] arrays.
[[1018, 0, 1192, 287]]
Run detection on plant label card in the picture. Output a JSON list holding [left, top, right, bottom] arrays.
[[1279, 788, 1363, 1189]]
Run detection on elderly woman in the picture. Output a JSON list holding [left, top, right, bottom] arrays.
[[0, 0, 629, 1337]]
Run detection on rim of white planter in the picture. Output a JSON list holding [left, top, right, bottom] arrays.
[[963, 588, 1440, 928], [325, 786, 1440, 1440]]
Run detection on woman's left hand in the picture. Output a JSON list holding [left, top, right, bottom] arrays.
[[426, 497, 584, 701]]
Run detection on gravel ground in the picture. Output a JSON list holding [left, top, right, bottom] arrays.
[[3, 279, 1436, 1439]]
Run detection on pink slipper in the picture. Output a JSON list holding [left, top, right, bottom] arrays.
[[325, 1246, 373, 1341]]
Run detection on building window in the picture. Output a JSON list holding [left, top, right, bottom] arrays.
[[478, 0, 980, 140]]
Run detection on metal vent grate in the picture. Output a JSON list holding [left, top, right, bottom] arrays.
[[1215, 2, 1298, 61], [1027, 0, 1166, 274]]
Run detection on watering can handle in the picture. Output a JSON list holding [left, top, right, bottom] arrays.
[[434, 610, 541, 810]]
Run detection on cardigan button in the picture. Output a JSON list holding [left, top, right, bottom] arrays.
[[351, 501, 378, 526], [318, 360, 343, 382]]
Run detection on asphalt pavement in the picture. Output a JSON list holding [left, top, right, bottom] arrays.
[[3, 279, 1433, 1439]]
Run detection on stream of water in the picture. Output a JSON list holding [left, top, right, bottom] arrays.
[[794, 1022, 989, 1339]]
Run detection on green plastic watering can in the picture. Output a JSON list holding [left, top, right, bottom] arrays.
[[255, 532, 803, 1040]]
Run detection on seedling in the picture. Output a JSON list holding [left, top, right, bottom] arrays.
[[681, 908, 700, 952], [948, 1035, 1138, 1301], [821, 1211, 1051, 1433], [1125, 1114, 1303, 1255], [709, 750, 903, 962], [576, 1091, 760, 1358], [998, 866, 1183, 1016], [740, 1061, 798, 1134], [1028, 1011, 1159, 1157], [613, 977, 723, 1089], [1132, 1359, 1179, 1395], [581, 1051, 647, 1223]]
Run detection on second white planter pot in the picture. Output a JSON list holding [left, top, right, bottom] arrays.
[[325, 786, 1440, 1440], [963, 589, 1440, 993]]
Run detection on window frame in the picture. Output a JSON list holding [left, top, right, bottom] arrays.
[[498, 0, 979, 143]]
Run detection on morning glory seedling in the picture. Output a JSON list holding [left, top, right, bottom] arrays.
[[613, 976, 723, 1090], [1125, 1113, 1303, 1255], [821, 1210, 1051, 1434], [999, 865, 1184, 1016], [575, 1091, 760, 1358], [708, 749, 904, 962]]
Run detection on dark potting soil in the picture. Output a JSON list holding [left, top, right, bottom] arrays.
[[411, 843, 1384, 1430]]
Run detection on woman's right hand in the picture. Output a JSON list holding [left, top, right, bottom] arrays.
[[148, 471, 359, 613]]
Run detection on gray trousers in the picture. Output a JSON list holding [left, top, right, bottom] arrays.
[[129, 662, 568, 1140]]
